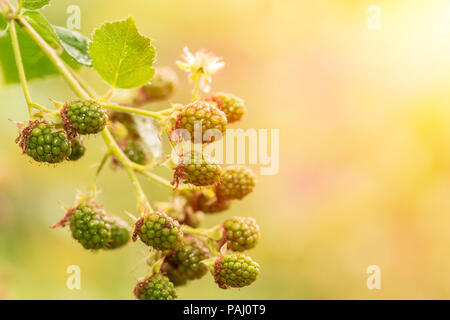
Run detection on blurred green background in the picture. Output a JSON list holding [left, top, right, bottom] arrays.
[[1, 0, 450, 299]]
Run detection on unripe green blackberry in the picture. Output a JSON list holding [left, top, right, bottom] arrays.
[[141, 67, 178, 102], [18, 122, 71, 164], [213, 254, 260, 289], [69, 204, 112, 250], [168, 237, 211, 281], [172, 152, 222, 188], [217, 167, 256, 200], [105, 217, 130, 250], [134, 273, 177, 300], [133, 212, 183, 250], [221, 217, 260, 251], [207, 93, 245, 123], [123, 141, 148, 165], [62, 99, 107, 135], [165, 263, 188, 287], [68, 139, 86, 161], [171, 101, 227, 143]]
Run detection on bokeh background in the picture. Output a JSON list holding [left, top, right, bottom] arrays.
[[1, 0, 450, 299]]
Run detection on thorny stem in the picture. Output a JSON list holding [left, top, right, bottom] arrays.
[[101, 103, 165, 120], [8, 20, 32, 118]]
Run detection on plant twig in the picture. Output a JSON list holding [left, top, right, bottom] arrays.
[[101, 103, 165, 120]]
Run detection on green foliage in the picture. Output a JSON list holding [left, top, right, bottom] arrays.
[[53, 26, 92, 66], [0, 24, 59, 83], [0, 11, 7, 32], [89, 17, 155, 89], [22, 0, 50, 10]]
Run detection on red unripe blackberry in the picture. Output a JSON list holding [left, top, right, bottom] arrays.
[[133, 212, 183, 250], [213, 254, 260, 289], [171, 101, 227, 143], [18, 122, 71, 164], [184, 188, 231, 214], [134, 273, 177, 300], [69, 204, 112, 250], [172, 152, 222, 188], [207, 92, 245, 123], [221, 216, 260, 251], [217, 167, 256, 200], [62, 99, 107, 135]]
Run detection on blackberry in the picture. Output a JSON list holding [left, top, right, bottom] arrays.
[[164, 263, 188, 287], [171, 101, 227, 143], [62, 99, 107, 135], [134, 273, 177, 300], [207, 93, 245, 123], [217, 167, 256, 200], [213, 254, 260, 289], [18, 122, 71, 164], [133, 211, 183, 250], [172, 152, 222, 188], [68, 139, 86, 161], [123, 141, 148, 165], [221, 217, 260, 251], [168, 237, 210, 281], [69, 204, 112, 250], [141, 67, 178, 102], [105, 217, 131, 249]]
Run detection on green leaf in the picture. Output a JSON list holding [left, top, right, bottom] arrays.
[[22, 11, 58, 47], [90, 17, 155, 89], [52, 25, 92, 66], [0, 12, 7, 33], [22, 0, 50, 10], [0, 25, 59, 83]]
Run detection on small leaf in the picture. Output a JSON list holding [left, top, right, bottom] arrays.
[[52, 26, 92, 66], [22, 0, 50, 10], [135, 116, 162, 159], [22, 11, 58, 47], [0, 25, 60, 83], [90, 17, 155, 89], [0, 12, 7, 33]]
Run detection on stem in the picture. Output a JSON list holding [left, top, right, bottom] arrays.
[[139, 170, 173, 189], [101, 103, 165, 120], [9, 20, 32, 117], [15, 15, 153, 212], [89, 151, 110, 197], [182, 225, 223, 241], [16, 17, 90, 99], [192, 74, 201, 102]]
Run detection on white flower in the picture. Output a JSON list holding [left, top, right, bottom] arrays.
[[176, 46, 225, 93]]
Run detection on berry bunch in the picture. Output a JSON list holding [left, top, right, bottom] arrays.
[[62, 99, 107, 136], [6, 5, 262, 298], [207, 93, 246, 123], [172, 152, 222, 188], [133, 211, 184, 250], [170, 101, 227, 143], [17, 122, 72, 164], [212, 254, 260, 289], [134, 273, 177, 300], [220, 216, 260, 252], [53, 200, 130, 251]]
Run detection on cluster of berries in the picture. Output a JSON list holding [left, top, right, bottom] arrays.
[[17, 100, 108, 164], [22, 62, 261, 300], [52, 197, 130, 251]]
